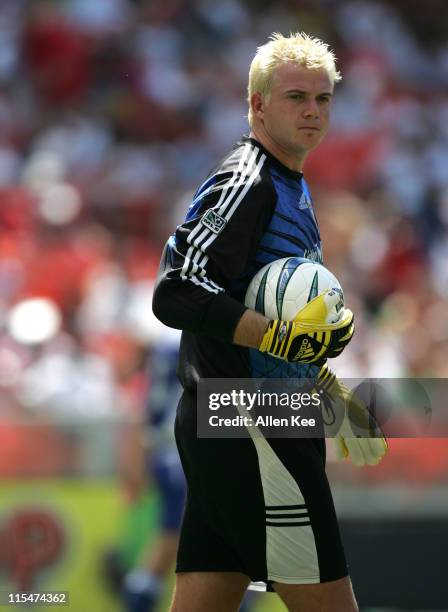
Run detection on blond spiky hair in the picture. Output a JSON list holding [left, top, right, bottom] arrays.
[[247, 32, 342, 125]]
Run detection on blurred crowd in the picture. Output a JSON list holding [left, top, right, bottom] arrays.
[[0, 0, 448, 479]]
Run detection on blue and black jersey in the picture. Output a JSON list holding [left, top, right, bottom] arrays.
[[153, 136, 323, 389]]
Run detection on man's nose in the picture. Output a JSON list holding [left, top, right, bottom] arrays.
[[302, 100, 319, 118]]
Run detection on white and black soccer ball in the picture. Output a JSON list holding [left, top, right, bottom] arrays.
[[245, 257, 344, 324]]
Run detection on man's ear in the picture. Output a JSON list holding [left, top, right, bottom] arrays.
[[251, 92, 264, 119]]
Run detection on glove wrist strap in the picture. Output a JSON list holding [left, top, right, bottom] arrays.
[[259, 320, 292, 356], [317, 364, 337, 392]]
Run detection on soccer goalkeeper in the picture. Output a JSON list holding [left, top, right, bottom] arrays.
[[153, 32, 387, 612]]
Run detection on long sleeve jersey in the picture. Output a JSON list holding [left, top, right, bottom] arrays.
[[153, 136, 323, 390]]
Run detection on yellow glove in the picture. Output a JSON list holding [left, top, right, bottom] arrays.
[[317, 365, 388, 467], [259, 290, 354, 364]]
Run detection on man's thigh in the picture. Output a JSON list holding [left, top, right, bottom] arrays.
[[274, 575, 358, 612], [170, 571, 250, 612]]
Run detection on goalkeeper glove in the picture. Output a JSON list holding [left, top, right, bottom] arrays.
[[317, 365, 388, 467], [259, 290, 354, 364]]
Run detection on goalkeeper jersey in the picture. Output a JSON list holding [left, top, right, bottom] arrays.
[[153, 136, 323, 389]]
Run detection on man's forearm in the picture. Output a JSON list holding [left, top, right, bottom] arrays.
[[233, 308, 270, 349]]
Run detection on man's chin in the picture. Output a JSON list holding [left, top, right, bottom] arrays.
[[297, 135, 323, 152]]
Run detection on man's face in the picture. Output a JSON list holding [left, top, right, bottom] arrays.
[[253, 63, 334, 156]]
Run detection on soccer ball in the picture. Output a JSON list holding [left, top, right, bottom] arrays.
[[245, 257, 344, 323]]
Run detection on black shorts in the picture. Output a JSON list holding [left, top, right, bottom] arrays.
[[174, 390, 348, 586]]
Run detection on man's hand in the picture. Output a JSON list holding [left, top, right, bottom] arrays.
[[259, 291, 354, 364], [317, 365, 388, 467]]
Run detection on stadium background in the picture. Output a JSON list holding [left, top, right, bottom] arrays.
[[0, 0, 447, 610]]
